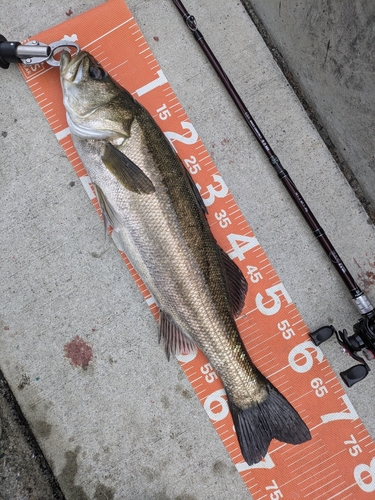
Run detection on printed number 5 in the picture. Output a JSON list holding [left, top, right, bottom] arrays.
[[270, 492, 283, 500], [256, 283, 292, 316]]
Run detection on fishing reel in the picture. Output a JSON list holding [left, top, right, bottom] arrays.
[[310, 314, 375, 387]]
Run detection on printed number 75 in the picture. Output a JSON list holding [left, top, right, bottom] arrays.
[[266, 480, 283, 500]]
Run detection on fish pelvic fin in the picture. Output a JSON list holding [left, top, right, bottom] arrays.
[[158, 310, 196, 361], [102, 142, 155, 194], [227, 384, 311, 466], [94, 183, 122, 235]]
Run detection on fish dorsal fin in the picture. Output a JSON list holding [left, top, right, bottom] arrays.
[[102, 142, 155, 194], [158, 310, 196, 361], [219, 248, 248, 317], [183, 166, 208, 214], [94, 183, 122, 234]]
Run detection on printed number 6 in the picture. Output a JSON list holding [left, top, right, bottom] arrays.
[[288, 341, 324, 373], [204, 389, 229, 422]]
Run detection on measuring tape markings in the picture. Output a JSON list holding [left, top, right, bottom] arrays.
[[18, 0, 375, 498]]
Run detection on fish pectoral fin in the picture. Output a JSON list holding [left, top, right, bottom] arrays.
[[102, 142, 155, 195], [219, 248, 248, 317], [158, 310, 196, 361], [94, 183, 122, 234]]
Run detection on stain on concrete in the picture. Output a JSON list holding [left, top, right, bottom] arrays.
[[174, 384, 194, 400], [212, 459, 236, 476], [153, 489, 171, 500], [142, 465, 161, 484], [17, 374, 30, 390], [153, 492, 196, 500], [58, 447, 89, 500], [161, 394, 170, 410], [354, 258, 375, 293], [212, 460, 227, 475], [94, 482, 115, 500], [64, 335, 93, 369], [33, 420, 52, 439]]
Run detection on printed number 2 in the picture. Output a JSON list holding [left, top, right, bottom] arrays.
[[164, 121, 199, 150]]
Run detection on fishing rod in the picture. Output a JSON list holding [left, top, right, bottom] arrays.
[[171, 0, 375, 385]]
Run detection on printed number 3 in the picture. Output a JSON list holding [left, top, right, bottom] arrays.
[[196, 175, 229, 207]]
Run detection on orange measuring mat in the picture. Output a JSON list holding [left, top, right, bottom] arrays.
[[19, 0, 375, 498]]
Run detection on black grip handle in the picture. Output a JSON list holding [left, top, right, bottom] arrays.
[[0, 35, 21, 68]]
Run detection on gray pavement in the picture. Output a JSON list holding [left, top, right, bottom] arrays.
[[242, 0, 375, 215], [1, 1, 375, 499], [0, 370, 64, 499]]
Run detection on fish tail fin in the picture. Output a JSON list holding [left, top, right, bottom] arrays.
[[227, 384, 311, 466]]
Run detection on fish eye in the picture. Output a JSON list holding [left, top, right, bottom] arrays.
[[89, 66, 107, 80]]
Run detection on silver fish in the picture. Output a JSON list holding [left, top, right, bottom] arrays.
[[59, 50, 311, 465]]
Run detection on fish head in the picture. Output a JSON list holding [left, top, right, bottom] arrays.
[[59, 50, 134, 141]]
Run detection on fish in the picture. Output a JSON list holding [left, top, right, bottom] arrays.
[[59, 50, 311, 465]]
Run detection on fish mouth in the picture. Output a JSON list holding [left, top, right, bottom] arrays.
[[60, 50, 89, 83]]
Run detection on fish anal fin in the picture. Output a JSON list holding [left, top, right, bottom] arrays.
[[102, 142, 155, 194], [227, 384, 311, 466], [219, 248, 248, 317], [158, 310, 196, 361]]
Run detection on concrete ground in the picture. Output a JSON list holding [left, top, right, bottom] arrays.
[[241, 0, 375, 217], [1, 0, 375, 499]]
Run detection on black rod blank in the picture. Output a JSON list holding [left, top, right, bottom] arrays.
[[171, 0, 374, 315]]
